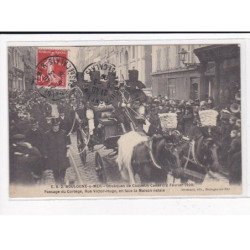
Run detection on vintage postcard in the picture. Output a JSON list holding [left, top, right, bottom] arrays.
[[8, 43, 242, 198]]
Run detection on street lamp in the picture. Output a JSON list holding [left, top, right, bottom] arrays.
[[178, 48, 187, 64], [178, 47, 200, 68]]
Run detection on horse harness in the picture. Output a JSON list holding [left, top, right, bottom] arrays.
[[182, 137, 208, 171], [146, 137, 179, 172], [147, 135, 208, 171]]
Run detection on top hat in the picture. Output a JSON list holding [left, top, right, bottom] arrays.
[[51, 118, 60, 126], [128, 69, 139, 82]]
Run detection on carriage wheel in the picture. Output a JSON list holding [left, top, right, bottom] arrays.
[[95, 152, 107, 183], [77, 129, 87, 165]]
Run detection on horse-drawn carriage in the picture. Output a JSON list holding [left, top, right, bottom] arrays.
[[71, 63, 148, 182], [72, 62, 225, 185], [91, 96, 148, 183]]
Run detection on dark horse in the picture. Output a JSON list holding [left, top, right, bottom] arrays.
[[117, 131, 178, 184], [117, 129, 222, 184], [176, 133, 222, 183]]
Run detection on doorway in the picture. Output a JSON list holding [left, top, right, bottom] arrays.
[[190, 77, 200, 100], [168, 78, 176, 99]]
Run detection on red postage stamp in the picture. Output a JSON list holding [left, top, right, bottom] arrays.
[[36, 49, 69, 88], [35, 49, 78, 100]]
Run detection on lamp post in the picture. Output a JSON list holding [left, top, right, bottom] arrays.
[[178, 48, 200, 68], [178, 48, 188, 65]]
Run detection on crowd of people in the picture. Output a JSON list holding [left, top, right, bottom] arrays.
[[143, 94, 241, 183], [145, 95, 241, 139], [9, 90, 73, 185], [9, 86, 242, 185]]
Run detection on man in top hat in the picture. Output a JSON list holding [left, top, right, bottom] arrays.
[[111, 82, 135, 133], [43, 118, 71, 184], [127, 67, 146, 90], [25, 118, 44, 156]]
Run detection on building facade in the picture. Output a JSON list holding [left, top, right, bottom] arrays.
[[8, 47, 37, 91], [79, 45, 152, 87], [194, 44, 240, 106], [151, 45, 205, 100]]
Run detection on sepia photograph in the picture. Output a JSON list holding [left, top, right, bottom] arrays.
[[1, 1, 250, 248], [8, 43, 242, 197]]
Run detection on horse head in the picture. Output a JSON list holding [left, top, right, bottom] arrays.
[[198, 135, 222, 172], [151, 133, 179, 171]]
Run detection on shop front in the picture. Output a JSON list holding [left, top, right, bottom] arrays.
[[151, 67, 201, 100], [194, 44, 240, 107]]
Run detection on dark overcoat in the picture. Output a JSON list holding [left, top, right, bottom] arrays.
[[10, 142, 42, 184], [26, 129, 44, 154], [43, 129, 71, 171]]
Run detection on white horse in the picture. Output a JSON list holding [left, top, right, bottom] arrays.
[[116, 131, 148, 184]]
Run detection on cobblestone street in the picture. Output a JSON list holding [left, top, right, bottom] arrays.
[[65, 134, 121, 185]]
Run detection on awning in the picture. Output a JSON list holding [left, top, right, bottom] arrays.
[[194, 44, 240, 63]]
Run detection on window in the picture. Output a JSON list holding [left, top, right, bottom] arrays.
[[164, 47, 169, 69], [132, 46, 135, 59], [157, 49, 161, 71], [187, 45, 191, 63], [11, 49, 14, 66], [14, 50, 17, 67], [138, 46, 141, 58], [168, 78, 176, 99], [16, 51, 19, 68], [18, 53, 21, 68], [175, 45, 180, 67]]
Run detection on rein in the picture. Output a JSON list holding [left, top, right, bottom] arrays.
[[148, 139, 162, 170], [147, 138, 174, 172], [67, 113, 76, 136], [67, 109, 90, 155], [76, 129, 90, 155], [124, 106, 137, 130], [183, 138, 207, 170]]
